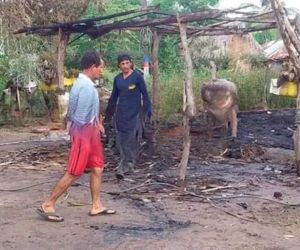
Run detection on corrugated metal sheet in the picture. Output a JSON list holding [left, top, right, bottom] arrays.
[[264, 40, 289, 61]]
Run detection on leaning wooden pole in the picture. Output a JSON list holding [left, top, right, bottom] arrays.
[[177, 14, 196, 185], [151, 29, 161, 123], [294, 15, 300, 176], [270, 0, 300, 176], [295, 88, 300, 175]]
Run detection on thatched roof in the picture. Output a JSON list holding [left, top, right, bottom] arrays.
[[189, 33, 263, 66]]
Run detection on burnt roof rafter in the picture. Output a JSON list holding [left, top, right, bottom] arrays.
[[14, 5, 279, 38]]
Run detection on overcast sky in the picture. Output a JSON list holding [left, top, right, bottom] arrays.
[[218, 0, 300, 10]]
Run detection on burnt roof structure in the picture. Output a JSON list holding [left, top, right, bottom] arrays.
[[15, 5, 278, 39]]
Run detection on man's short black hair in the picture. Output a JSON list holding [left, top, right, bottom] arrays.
[[80, 51, 102, 70], [117, 53, 132, 64]]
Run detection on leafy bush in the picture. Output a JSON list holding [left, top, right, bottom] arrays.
[[0, 55, 9, 93]]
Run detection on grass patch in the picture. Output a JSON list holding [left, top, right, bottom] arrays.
[[158, 68, 296, 121]]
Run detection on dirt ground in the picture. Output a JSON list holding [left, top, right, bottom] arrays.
[[1, 110, 300, 250]]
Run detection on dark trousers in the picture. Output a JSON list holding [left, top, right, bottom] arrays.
[[115, 117, 143, 168]]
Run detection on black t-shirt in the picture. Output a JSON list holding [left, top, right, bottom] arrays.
[[106, 70, 151, 132]]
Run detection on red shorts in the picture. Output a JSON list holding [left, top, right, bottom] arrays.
[[67, 123, 104, 176]]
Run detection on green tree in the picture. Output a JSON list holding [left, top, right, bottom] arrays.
[[66, 0, 220, 73], [150, 0, 220, 72], [253, 29, 280, 44], [152, 0, 218, 12]]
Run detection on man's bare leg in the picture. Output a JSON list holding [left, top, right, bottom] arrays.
[[42, 172, 79, 213], [89, 167, 106, 214]]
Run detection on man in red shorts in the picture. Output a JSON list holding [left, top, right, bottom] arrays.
[[36, 51, 115, 222]]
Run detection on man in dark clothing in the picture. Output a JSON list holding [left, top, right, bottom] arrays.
[[105, 54, 152, 179]]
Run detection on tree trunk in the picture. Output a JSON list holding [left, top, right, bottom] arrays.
[[270, 0, 300, 175], [151, 29, 161, 122], [57, 28, 69, 91], [56, 28, 70, 122], [177, 15, 196, 185], [178, 20, 196, 118]]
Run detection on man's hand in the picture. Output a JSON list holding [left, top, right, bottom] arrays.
[[96, 117, 105, 135], [145, 110, 153, 125], [98, 123, 105, 135], [66, 121, 71, 135], [147, 110, 152, 120]]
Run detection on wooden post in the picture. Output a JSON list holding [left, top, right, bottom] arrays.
[[57, 28, 69, 91], [295, 90, 300, 176], [141, 0, 148, 9], [16, 86, 22, 124], [263, 63, 270, 110], [16, 87, 21, 113], [177, 14, 196, 185], [140, 0, 151, 78], [151, 29, 161, 122], [270, 0, 300, 175], [56, 28, 70, 121], [294, 15, 300, 176]]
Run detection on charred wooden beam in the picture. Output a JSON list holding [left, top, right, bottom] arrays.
[[14, 6, 159, 34], [14, 4, 279, 52], [215, 17, 276, 24], [270, 0, 300, 176]]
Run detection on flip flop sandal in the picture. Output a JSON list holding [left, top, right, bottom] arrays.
[[88, 209, 116, 216], [36, 207, 64, 222]]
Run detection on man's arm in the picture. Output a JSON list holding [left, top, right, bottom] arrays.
[[137, 74, 152, 118], [66, 88, 78, 132], [104, 78, 119, 123]]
